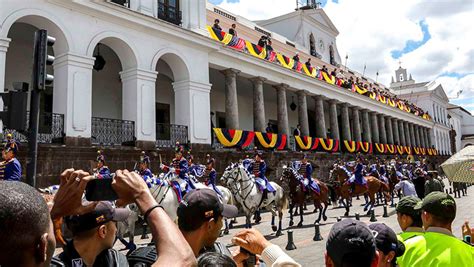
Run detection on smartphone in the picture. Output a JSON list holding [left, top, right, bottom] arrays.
[[240, 247, 257, 267], [85, 176, 118, 201]]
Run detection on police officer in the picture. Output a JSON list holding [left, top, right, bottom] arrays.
[[94, 150, 111, 178], [398, 192, 473, 267], [424, 171, 444, 195], [395, 196, 424, 241], [0, 135, 22, 181]]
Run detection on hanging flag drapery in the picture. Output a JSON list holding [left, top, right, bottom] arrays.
[[397, 145, 405, 155], [420, 147, 426, 155], [385, 144, 396, 154], [276, 53, 295, 69], [255, 132, 287, 150], [266, 50, 277, 62], [213, 128, 255, 148], [413, 147, 421, 155], [387, 98, 396, 107], [359, 141, 372, 154], [302, 64, 317, 77], [354, 85, 368, 95], [374, 143, 386, 154], [295, 136, 320, 150], [343, 140, 358, 153], [378, 95, 387, 104], [318, 138, 339, 153], [322, 72, 336, 85], [245, 41, 267, 59], [404, 146, 412, 155], [294, 61, 303, 72]]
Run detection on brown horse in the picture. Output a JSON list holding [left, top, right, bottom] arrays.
[[280, 166, 330, 227], [330, 165, 390, 216]]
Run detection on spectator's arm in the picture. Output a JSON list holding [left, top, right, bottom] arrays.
[[232, 229, 300, 267], [113, 170, 196, 267]]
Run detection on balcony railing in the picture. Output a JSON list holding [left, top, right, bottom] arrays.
[[158, 2, 182, 26], [91, 117, 135, 146], [156, 123, 188, 148], [2, 112, 65, 144]]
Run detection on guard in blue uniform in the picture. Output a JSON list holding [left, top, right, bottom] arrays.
[[246, 151, 275, 194], [346, 156, 367, 190], [0, 135, 22, 181], [296, 154, 320, 194], [94, 151, 111, 179], [203, 154, 222, 197], [161, 143, 194, 202], [137, 151, 156, 187]]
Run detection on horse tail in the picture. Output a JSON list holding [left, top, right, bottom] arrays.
[[280, 190, 289, 212]]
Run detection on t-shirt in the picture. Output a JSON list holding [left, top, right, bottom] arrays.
[[398, 227, 473, 267]]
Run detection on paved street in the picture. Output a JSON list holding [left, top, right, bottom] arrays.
[[116, 181, 473, 266]]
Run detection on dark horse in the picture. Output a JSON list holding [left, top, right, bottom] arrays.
[[280, 166, 330, 227], [386, 165, 401, 206]]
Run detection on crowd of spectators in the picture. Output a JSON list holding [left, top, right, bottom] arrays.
[[210, 18, 431, 121], [1, 166, 473, 266]]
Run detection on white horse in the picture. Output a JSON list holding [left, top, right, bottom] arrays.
[[118, 171, 235, 249], [221, 163, 288, 236]]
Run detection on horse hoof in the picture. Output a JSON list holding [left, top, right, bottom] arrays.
[[366, 210, 371, 216], [276, 230, 282, 236], [297, 222, 303, 227], [323, 215, 328, 221], [344, 211, 349, 217], [313, 209, 318, 213], [363, 206, 368, 212], [289, 221, 294, 227], [224, 229, 229, 235], [228, 223, 234, 229], [255, 219, 261, 224]]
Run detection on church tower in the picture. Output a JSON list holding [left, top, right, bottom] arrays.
[[390, 65, 415, 89]]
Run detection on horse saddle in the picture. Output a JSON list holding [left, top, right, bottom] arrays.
[[255, 178, 276, 192]]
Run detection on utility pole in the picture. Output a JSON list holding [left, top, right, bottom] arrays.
[[26, 29, 55, 187]]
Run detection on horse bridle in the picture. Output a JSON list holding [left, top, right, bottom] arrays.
[[225, 165, 257, 212]]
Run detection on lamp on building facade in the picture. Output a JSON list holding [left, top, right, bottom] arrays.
[[93, 43, 106, 71]]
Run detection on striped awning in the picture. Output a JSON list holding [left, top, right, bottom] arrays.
[[440, 145, 474, 183]]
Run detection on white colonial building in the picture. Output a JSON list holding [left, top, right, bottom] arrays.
[[0, 0, 442, 153], [448, 104, 474, 151]]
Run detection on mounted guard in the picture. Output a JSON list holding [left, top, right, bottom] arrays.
[[245, 150, 275, 198], [94, 150, 111, 178], [160, 142, 194, 202], [345, 156, 368, 192], [203, 154, 222, 197], [292, 154, 320, 194], [136, 151, 159, 188], [0, 134, 22, 181]]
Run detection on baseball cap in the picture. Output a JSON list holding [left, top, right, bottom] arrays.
[[368, 223, 405, 257], [396, 196, 421, 216], [65, 201, 130, 234], [414, 191, 456, 220], [326, 219, 376, 266], [177, 189, 238, 227]]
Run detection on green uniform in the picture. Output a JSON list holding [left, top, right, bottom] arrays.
[[424, 179, 443, 195], [398, 227, 474, 267], [397, 227, 424, 242]]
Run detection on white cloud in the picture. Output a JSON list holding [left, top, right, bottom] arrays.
[[213, 0, 474, 111]]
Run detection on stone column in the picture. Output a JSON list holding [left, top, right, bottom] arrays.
[[352, 107, 362, 142], [172, 80, 212, 145], [314, 95, 327, 138], [221, 68, 240, 129], [53, 53, 96, 145], [428, 128, 433, 147], [424, 128, 430, 147], [361, 109, 371, 143], [121, 69, 159, 146], [385, 116, 394, 144], [398, 120, 406, 146], [297, 90, 310, 136], [370, 112, 380, 143], [409, 123, 416, 147], [250, 77, 266, 132], [341, 103, 352, 141], [404, 122, 411, 147], [0, 38, 10, 131], [275, 83, 290, 136], [416, 125, 422, 147], [378, 114, 387, 144], [392, 119, 400, 145], [329, 100, 340, 140], [419, 126, 426, 148]]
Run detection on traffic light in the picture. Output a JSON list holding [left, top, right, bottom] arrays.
[[33, 29, 55, 90], [0, 90, 28, 131]]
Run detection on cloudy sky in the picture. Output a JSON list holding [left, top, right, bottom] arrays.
[[209, 0, 474, 113]]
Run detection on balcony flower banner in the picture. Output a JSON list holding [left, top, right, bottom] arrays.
[[213, 128, 254, 148]]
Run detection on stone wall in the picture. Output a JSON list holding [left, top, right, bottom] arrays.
[[15, 145, 449, 188]]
